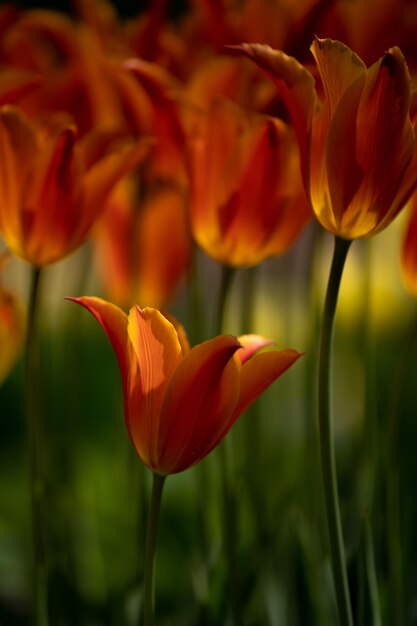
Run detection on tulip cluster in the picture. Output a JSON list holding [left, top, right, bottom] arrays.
[[1, 1, 417, 626]]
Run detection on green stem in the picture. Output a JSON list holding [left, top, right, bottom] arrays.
[[187, 245, 204, 346], [214, 264, 235, 336], [216, 264, 241, 625], [385, 307, 417, 626], [142, 472, 166, 626], [362, 513, 382, 626], [218, 441, 241, 625], [25, 265, 48, 626], [240, 265, 257, 335], [240, 267, 265, 566], [318, 236, 353, 626]]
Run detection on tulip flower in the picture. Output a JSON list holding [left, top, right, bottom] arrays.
[[123, 58, 188, 187], [234, 37, 417, 240], [95, 180, 191, 310], [69, 296, 301, 475], [187, 98, 311, 267], [0, 104, 149, 266]]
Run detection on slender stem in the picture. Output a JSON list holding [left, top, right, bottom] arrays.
[[215, 264, 242, 625], [362, 513, 382, 626], [240, 267, 265, 560], [142, 472, 166, 626], [25, 265, 48, 626], [385, 307, 417, 626], [318, 235, 353, 626], [214, 264, 235, 336], [218, 441, 241, 625], [240, 265, 257, 335], [187, 244, 204, 346]]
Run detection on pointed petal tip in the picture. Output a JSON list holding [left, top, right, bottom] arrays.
[[64, 295, 107, 308], [236, 333, 274, 363], [226, 42, 276, 60], [283, 348, 304, 360], [65, 295, 88, 308], [236, 336, 303, 366]]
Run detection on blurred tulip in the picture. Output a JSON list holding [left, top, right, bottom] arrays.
[[69, 296, 301, 475], [95, 179, 191, 309], [0, 253, 24, 385], [235, 37, 417, 239], [0, 67, 41, 106], [0, 105, 149, 266], [187, 98, 311, 267], [324, 0, 417, 72], [123, 58, 188, 186], [1, 7, 143, 137]]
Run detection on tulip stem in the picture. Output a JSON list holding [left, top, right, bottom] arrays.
[[216, 264, 241, 625], [318, 235, 353, 626], [218, 442, 241, 625], [215, 264, 235, 335], [143, 472, 166, 626], [25, 265, 48, 626], [385, 306, 417, 626], [362, 512, 382, 626]]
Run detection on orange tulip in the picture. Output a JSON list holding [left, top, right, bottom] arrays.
[[187, 98, 311, 267], [69, 296, 301, 475], [95, 179, 191, 309], [0, 105, 148, 265], [123, 58, 188, 187], [235, 37, 417, 239]]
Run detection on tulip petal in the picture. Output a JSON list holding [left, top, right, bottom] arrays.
[[353, 48, 415, 234], [134, 186, 191, 309], [66, 296, 133, 426], [311, 38, 366, 120], [27, 126, 78, 264], [189, 99, 249, 252], [161, 311, 190, 356], [308, 38, 366, 232], [229, 43, 315, 185], [320, 74, 365, 232], [0, 106, 38, 256], [157, 335, 241, 474], [207, 349, 302, 455], [214, 117, 284, 265], [235, 349, 302, 417], [125, 59, 187, 185], [236, 334, 274, 364], [127, 306, 183, 469], [80, 137, 151, 239], [328, 47, 416, 237], [67, 296, 130, 375], [0, 68, 41, 106]]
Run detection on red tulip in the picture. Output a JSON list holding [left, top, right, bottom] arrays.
[[69, 296, 301, 475], [95, 180, 191, 309], [234, 38, 417, 239], [0, 105, 149, 265], [187, 98, 311, 267]]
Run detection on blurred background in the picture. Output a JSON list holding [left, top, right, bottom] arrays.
[[1, 1, 417, 625]]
